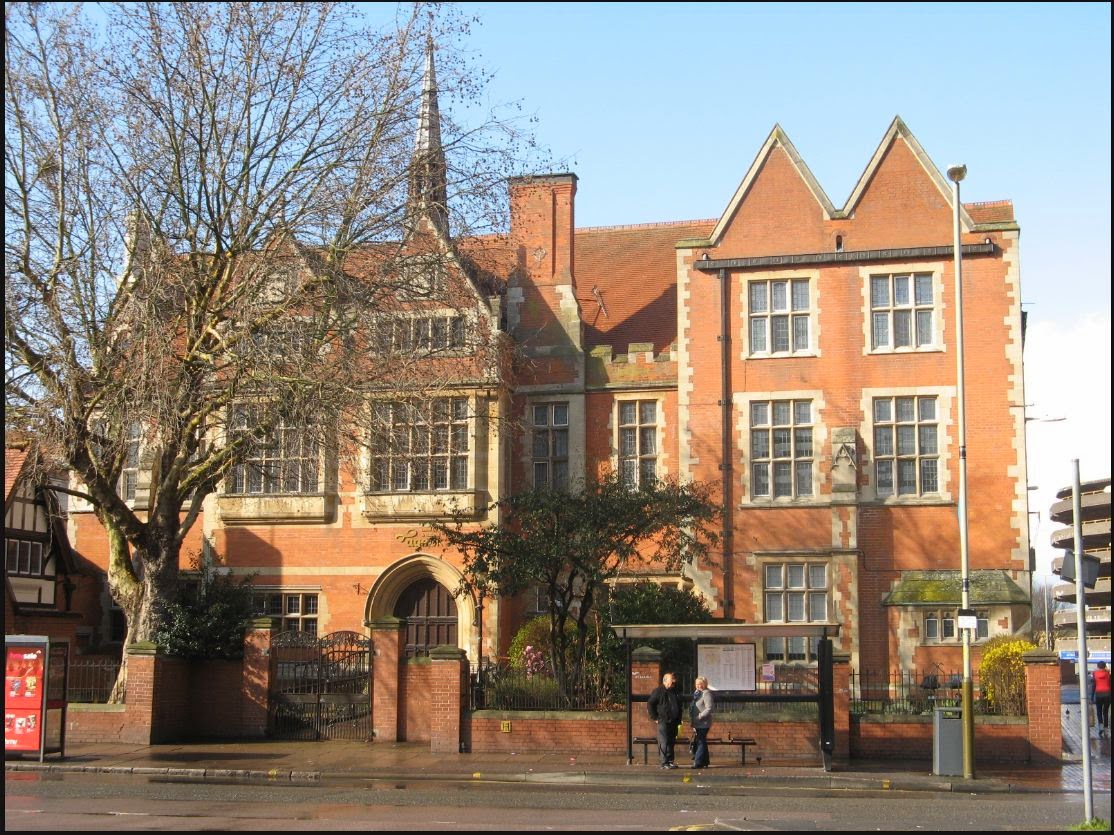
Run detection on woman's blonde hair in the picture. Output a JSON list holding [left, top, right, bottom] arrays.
[[695, 676, 708, 688]]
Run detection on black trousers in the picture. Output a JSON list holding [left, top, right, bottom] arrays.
[[656, 720, 677, 765]]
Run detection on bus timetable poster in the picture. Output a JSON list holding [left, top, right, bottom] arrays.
[[697, 643, 756, 691], [5, 639, 48, 753]]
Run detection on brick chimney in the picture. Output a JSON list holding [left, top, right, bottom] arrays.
[[506, 174, 581, 353]]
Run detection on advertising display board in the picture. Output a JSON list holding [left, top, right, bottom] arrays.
[[5, 635, 67, 761]]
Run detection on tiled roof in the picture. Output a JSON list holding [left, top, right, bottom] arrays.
[[5, 445, 30, 505], [966, 200, 1015, 224], [455, 234, 514, 296], [574, 220, 716, 354], [881, 569, 1030, 606]]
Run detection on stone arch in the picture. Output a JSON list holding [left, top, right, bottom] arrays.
[[364, 553, 476, 658]]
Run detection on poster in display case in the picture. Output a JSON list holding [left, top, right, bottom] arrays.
[[5, 635, 67, 761]]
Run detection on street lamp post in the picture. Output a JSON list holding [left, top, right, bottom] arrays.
[[947, 162, 976, 780], [476, 585, 486, 689], [1072, 459, 1094, 821]]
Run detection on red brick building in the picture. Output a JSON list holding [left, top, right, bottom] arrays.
[[60, 51, 1030, 698]]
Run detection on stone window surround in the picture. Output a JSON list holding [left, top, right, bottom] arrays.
[[735, 389, 827, 505]]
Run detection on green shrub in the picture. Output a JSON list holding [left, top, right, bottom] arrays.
[[978, 636, 1037, 715], [153, 561, 256, 660], [508, 615, 577, 672], [603, 582, 713, 674]]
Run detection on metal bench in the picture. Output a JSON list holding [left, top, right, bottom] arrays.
[[632, 733, 758, 765]]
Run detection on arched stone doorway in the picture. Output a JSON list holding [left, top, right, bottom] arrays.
[[364, 555, 476, 743], [364, 554, 476, 655]]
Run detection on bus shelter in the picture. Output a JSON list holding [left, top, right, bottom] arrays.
[[614, 623, 840, 770]]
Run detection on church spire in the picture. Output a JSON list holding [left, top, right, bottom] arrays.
[[407, 36, 449, 235]]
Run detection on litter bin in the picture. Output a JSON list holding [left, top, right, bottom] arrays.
[[932, 705, 963, 776]]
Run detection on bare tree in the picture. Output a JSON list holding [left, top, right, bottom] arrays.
[[5, 1, 534, 693], [1029, 573, 1070, 651]]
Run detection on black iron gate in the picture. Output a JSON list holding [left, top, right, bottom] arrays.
[[268, 630, 372, 741]]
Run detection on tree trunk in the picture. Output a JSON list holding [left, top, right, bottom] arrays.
[[102, 520, 180, 703]]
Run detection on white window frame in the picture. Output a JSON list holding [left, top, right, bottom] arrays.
[[120, 421, 141, 502], [5, 538, 48, 578], [749, 399, 815, 499], [863, 266, 943, 354], [617, 400, 659, 488], [747, 277, 814, 357], [367, 397, 470, 493], [761, 560, 829, 662], [226, 407, 320, 496], [254, 590, 321, 635], [400, 254, 447, 299], [923, 608, 990, 643], [376, 312, 467, 356], [872, 395, 940, 497]]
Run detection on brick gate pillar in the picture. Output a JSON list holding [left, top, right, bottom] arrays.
[[630, 646, 662, 740], [120, 643, 157, 744], [428, 645, 468, 754], [369, 617, 406, 743], [122, 642, 188, 744], [1023, 649, 1062, 764], [240, 617, 276, 738], [832, 651, 852, 760]]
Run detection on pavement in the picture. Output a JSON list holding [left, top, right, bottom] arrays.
[[5, 692, 1110, 797]]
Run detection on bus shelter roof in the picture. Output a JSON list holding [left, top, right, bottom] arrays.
[[613, 623, 840, 640]]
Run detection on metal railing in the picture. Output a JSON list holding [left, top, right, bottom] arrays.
[[850, 669, 1008, 716], [66, 657, 122, 703], [470, 662, 626, 711]]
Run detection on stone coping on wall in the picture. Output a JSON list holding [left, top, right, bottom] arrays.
[[472, 710, 624, 721], [67, 703, 126, 713], [854, 713, 1026, 725]]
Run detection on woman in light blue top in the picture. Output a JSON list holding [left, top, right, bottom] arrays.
[[690, 676, 714, 768]]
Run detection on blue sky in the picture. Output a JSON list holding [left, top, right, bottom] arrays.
[[410, 3, 1113, 574]]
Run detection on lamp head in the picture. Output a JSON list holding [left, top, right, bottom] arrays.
[[947, 164, 967, 183]]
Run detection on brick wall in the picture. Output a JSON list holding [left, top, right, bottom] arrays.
[[187, 659, 243, 738], [851, 715, 1029, 762]]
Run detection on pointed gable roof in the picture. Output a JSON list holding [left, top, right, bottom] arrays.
[[694, 117, 1014, 252], [843, 116, 975, 230], [707, 124, 836, 246]]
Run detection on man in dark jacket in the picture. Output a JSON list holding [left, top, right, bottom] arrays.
[[646, 672, 682, 768]]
